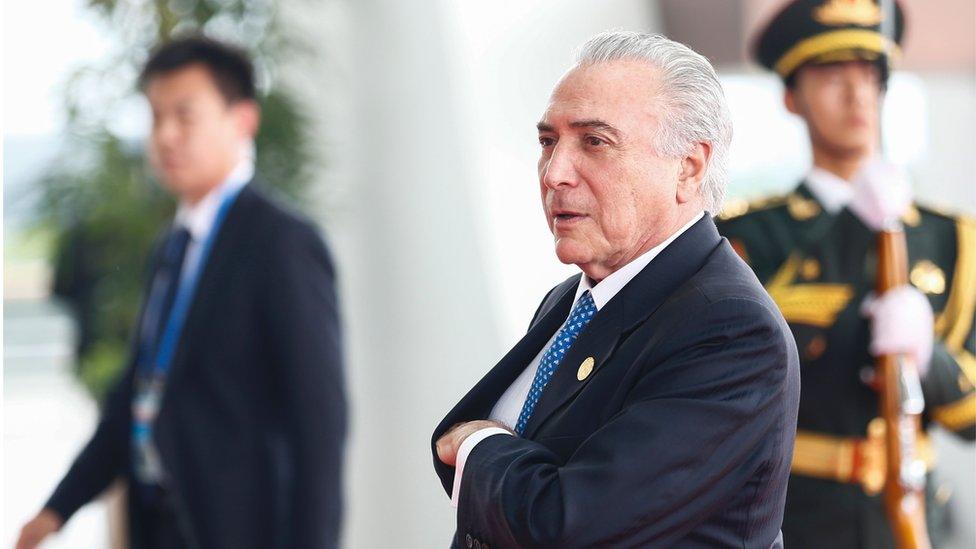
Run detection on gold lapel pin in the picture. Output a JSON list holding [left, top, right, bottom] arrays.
[[577, 357, 595, 381]]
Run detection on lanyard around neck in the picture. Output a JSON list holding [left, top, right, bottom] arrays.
[[152, 186, 244, 374]]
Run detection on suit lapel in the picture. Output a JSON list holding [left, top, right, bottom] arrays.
[[523, 215, 723, 439], [435, 278, 578, 434], [433, 280, 578, 491], [521, 302, 623, 438], [164, 182, 257, 386]]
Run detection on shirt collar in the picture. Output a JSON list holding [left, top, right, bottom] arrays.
[[805, 167, 853, 215], [175, 155, 254, 241], [574, 211, 705, 310]]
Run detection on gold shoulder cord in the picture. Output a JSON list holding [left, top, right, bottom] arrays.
[[931, 216, 976, 431], [935, 217, 976, 352]]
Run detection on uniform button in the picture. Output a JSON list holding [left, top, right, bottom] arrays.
[[859, 366, 876, 387], [800, 258, 820, 280], [473, 540, 482, 549], [465, 534, 473, 548], [804, 334, 826, 360]]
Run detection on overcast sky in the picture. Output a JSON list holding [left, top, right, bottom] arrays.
[[4, 0, 110, 137]]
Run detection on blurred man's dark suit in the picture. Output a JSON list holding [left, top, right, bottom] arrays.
[[433, 216, 800, 547], [44, 180, 346, 549]]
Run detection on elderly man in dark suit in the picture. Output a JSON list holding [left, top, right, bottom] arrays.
[[432, 31, 800, 548], [17, 37, 345, 549]]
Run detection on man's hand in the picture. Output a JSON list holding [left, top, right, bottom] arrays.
[[861, 285, 934, 377], [16, 509, 63, 549], [436, 420, 513, 466], [849, 158, 913, 231]]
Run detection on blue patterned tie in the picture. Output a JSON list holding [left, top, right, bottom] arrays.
[[515, 290, 596, 435]]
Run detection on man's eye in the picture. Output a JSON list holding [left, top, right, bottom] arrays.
[[176, 107, 197, 123], [585, 135, 606, 147], [539, 136, 555, 147]]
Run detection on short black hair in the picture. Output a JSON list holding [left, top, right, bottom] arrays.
[[139, 35, 256, 103]]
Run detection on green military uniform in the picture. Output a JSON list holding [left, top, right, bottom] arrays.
[[719, 189, 976, 547], [717, 1, 976, 547]]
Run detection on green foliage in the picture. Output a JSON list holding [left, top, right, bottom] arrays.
[[78, 340, 131, 405], [35, 0, 314, 403]]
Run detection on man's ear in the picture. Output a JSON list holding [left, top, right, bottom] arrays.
[[677, 141, 711, 205], [784, 88, 799, 115], [233, 100, 261, 138]]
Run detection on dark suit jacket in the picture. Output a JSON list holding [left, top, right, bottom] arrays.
[[45, 181, 346, 549], [432, 216, 800, 548]]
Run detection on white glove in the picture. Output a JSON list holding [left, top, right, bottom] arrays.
[[849, 158, 913, 231], [861, 285, 934, 376]]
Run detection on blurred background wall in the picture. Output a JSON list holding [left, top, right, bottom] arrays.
[[4, 0, 974, 547]]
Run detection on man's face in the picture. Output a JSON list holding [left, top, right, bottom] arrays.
[[537, 60, 685, 280], [786, 60, 882, 158], [145, 64, 254, 203]]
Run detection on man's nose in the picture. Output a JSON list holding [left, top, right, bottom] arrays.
[[153, 117, 180, 147], [541, 144, 579, 190], [847, 77, 874, 108]]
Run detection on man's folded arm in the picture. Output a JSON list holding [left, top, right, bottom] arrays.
[[450, 427, 512, 507], [456, 297, 795, 547]]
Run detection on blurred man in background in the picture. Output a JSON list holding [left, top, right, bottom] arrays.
[[16, 36, 346, 549], [717, 1, 975, 547]]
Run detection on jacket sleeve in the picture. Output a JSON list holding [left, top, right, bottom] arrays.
[[44, 363, 135, 522], [455, 297, 798, 547], [921, 216, 976, 440], [42, 235, 169, 523], [922, 306, 976, 440], [923, 344, 975, 440], [264, 219, 347, 549]]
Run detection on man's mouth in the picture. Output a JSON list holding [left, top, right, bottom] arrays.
[[160, 157, 184, 171], [552, 210, 587, 225]]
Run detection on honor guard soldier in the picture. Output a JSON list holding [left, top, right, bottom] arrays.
[[716, 1, 976, 547]]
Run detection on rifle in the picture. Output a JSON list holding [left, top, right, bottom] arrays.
[[876, 229, 931, 549]]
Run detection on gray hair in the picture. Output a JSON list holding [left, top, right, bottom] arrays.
[[575, 31, 732, 214]]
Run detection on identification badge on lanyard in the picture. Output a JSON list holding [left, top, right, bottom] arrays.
[[130, 185, 242, 485], [133, 372, 167, 483]]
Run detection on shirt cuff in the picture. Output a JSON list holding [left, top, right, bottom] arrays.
[[451, 427, 512, 508]]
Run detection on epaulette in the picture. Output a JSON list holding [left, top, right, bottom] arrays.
[[717, 194, 789, 221], [915, 202, 975, 223]]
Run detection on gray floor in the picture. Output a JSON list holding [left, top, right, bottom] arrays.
[[4, 299, 109, 548]]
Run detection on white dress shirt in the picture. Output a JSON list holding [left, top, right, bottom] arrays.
[[174, 155, 254, 283], [804, 167, 853, 215], [450, 211, 706, 506]]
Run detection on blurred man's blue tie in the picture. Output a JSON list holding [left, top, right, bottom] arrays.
[[148, 226, 192, 353], [132, 225, 191, 493], [515, 290, 596, 435]]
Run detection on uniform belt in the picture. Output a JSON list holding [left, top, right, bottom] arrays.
[[791, 418, 935, 495]]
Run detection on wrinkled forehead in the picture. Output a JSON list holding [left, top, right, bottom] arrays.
[[541, 60, 663, 129]]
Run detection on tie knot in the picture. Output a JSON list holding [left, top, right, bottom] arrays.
[[164, 226, 192, 264], [570, 290, 596, 321]]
